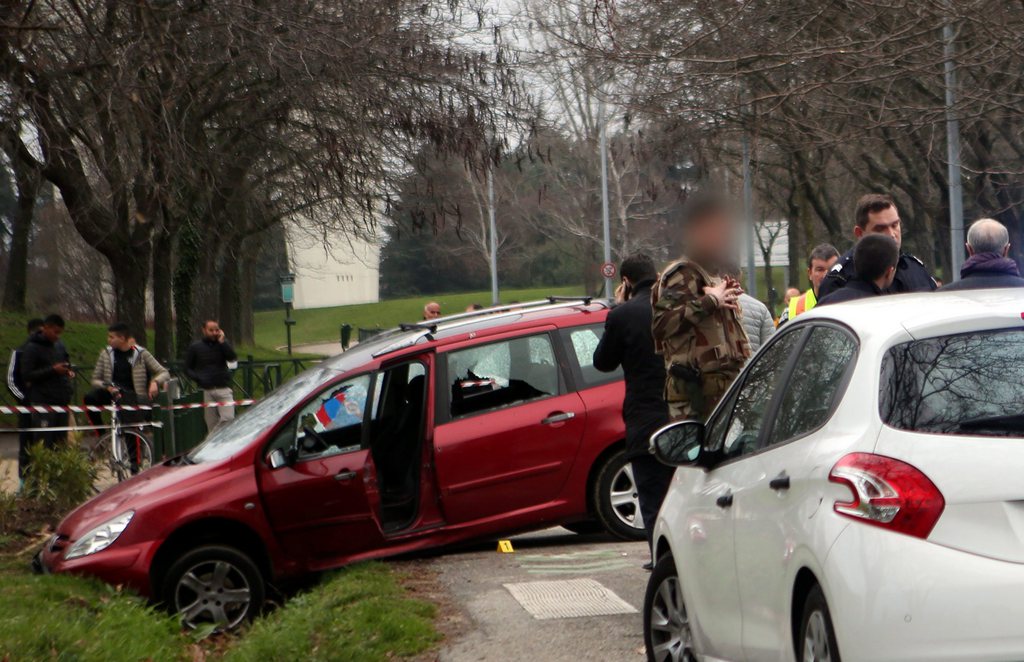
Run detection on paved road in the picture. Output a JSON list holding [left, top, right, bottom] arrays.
[[426, 527, 650, 661]]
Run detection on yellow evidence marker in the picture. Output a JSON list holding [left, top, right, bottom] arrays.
[[497, 540, 515, 553]]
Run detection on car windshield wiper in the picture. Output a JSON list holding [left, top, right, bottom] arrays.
[[957, 413, 1024, 432]]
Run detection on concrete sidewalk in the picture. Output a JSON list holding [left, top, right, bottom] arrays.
[[426, 527, 649, 661]]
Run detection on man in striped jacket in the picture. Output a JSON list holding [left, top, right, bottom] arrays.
[[7, 318, 43, 480], [83, 323, 170, 429]]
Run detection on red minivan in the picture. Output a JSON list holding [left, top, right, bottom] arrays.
[[38, 298, 643, 628]]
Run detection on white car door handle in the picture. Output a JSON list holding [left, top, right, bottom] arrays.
[[542, 412, 575, 425]]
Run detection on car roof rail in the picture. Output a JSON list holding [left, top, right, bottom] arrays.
[[424, 296, 602, 327], [371, 296, 607, 358], [432, 297, 608, 334]]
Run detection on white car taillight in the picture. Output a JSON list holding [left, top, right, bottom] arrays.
[[828, 453, 944, 539]]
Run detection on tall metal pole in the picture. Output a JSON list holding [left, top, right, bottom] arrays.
[[943, 19, 965, 282], [599, 98, 613, 299], [742, 133, 757, 295], [487, 163, 499, 305]]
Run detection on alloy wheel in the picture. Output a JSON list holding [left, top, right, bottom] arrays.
[[174, 559, 253, 630], [648, 575, 695, 662], [609, 463, 645, 531], [803, 609, 833, 662]]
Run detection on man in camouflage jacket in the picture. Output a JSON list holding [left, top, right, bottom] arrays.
[[652, 195, 751, 420]]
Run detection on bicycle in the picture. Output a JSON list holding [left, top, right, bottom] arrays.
[[86, 386, 157, 485]]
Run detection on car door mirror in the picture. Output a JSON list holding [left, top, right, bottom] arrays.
[[267, 448, 292, 470], [650, 420, 705, 467]]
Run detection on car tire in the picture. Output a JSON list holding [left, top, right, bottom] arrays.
[[644, 554, 697, 662], [162, 545, 265, 631], [562, 520, 605, 536], [593, 449, 647, 541], [799, 584, 841, 662]]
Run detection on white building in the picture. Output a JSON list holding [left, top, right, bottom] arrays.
[[284, 222, 380, 310], [738, 220, 790, 268]]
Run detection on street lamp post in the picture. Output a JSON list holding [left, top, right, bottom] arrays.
[[599, 97, 613, 300], [943, 17, 965, 282], [742, 133, 757, 296], [280, 274, 296, 356], [487, 164, 499, 306]]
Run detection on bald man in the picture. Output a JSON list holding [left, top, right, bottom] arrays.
[[782, 287, 801, 307], [940, 218, 1024, 291], [423, 301, 442, 320]]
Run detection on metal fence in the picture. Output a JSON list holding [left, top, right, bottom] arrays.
[[1, 355, 320, 458]]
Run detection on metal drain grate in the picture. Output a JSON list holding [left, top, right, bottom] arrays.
[[504, 578, 637, 619]]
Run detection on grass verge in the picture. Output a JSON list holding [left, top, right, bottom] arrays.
[[0, 557, 439, 662], [224, 564, 439, 662]]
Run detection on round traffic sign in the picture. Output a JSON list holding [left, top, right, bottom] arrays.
[[601, 262, 617, 279]]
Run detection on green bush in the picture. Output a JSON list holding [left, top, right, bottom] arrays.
[[21, 443, 96, 513]]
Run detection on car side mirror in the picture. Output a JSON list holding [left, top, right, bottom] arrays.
[[650, 420, 705, 467], [267, 448, 292, 470]]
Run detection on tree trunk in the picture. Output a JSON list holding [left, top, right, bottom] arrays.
[[110, 247, 152, 347], [237, 235, 257, 345], [173, 218, 201, 357], [2, 165, 39, 312], [217, 244, 242, 341], [151, 224, 175, 360], [195, 236, 225, 326]]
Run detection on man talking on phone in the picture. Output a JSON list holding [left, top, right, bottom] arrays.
[[20, 314, 75, 460], [594, 253, 672, 564], [185, 319, 238, 435], [652, 193, 751, 421]]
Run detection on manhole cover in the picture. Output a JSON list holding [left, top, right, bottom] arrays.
[[504, 578, 637, 619]]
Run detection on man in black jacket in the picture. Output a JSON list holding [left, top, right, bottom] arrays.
[[939, 218, 1024, 291], [818, 235, 899, 306], [818, 193, 936, 299], [8, 318, 43, 479], [185, 320, 238, 435], [19, 314, 74, 456], [593, 253, 671, 563]]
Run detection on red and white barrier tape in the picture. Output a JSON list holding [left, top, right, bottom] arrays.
[[0, 400, 255, 415]]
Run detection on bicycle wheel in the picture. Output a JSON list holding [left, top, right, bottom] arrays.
[[113, 431, 154, 481]]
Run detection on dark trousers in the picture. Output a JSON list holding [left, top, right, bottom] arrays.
[[16, 400, 31, 480], [83, 388, 148, 430], [24, 410, 68, 475], [631, 452, 675, 553]]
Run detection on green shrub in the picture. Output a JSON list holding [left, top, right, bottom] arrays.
[[21, 443, 96, 513], [0, 492, 16, 533]]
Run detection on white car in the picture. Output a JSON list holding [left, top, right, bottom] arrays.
[[644, 289, 1024, 662]]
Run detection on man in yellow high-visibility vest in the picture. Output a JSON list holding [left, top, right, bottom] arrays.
[[779, 244, 840, 326]]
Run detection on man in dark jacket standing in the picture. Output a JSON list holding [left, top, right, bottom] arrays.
[[940, 219, 1024, 291], [593, 253, 671, 564], [818, 235, 899, 306], [185, 320, 238, 435], [8, 318, 43, 479], [19, 314, 74, 457]]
